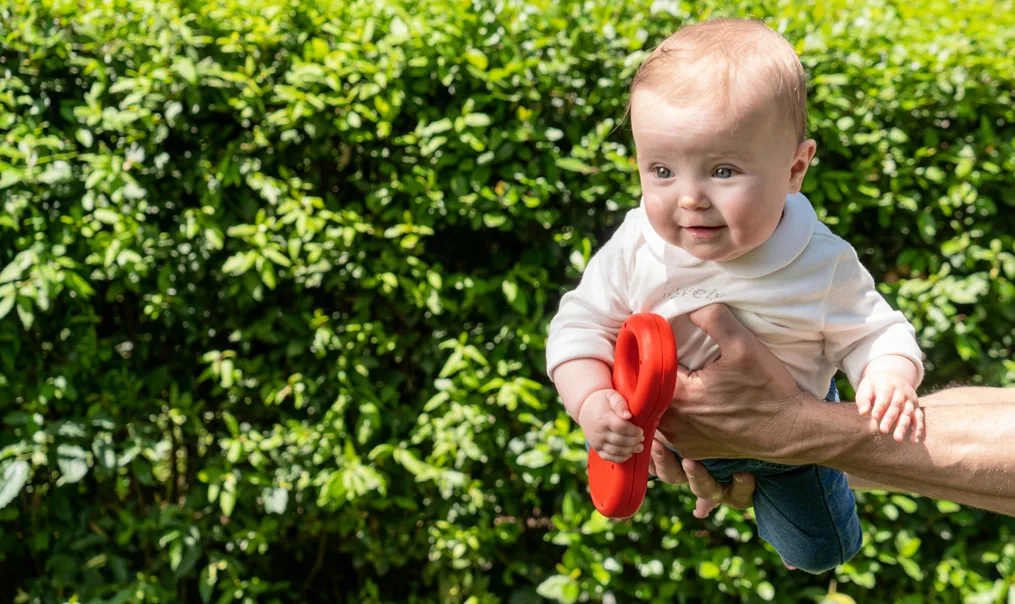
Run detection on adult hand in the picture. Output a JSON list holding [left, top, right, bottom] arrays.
[[657, 304, 813, 465], [648, 437, 756, 518]]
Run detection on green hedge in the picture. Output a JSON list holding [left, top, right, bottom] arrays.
[[2, 0, 1014, 601]]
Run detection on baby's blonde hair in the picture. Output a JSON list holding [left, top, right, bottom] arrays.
[[628, 18, 808, 143]]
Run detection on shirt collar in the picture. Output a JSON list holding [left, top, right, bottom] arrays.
[[639, 193, 817, 278]]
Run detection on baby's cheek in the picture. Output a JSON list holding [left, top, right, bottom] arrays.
[[727, 217, 769, 251]]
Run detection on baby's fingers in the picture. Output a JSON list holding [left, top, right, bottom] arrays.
[[892, 399, 917, 442], [606, 391, 632, 420], [871, 382, 895, 422], [607, 412, 643, 440], [911, 407, 925, 443], [879, 389, 906, 433], [855, 379, 874, 416], [604, 429, 644, 450], [595, 439, 642, 463]]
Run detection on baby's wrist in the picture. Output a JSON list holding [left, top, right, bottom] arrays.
[[862, 355, 920, 386], [577, 388, 609, 424]]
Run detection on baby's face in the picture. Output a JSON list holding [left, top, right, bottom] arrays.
[[631, 87, 813, 262]]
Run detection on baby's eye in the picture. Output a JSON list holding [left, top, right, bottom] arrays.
[[714, 167, 737, 179], [653, 166, 673, 179]]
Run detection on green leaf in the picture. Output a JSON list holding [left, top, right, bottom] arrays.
[[420, 118, 453, 137], [220, 479, 236, 516], [483, 213, 507, 228], [857, 185, 880, 198], [501, 279, 518, 303], [897, 535, 922, 558], [76, 129, 93, 148], [16, 297, 34, 330], [516, 448, 552, 469], [923, 166, 945, 182], [175, 57, 198, 85], [94, 208, 119, 225], [92, 433, 117, 469], [57, 444, 89, 484], [555, 157, 596, 174], [0, 460, 30, 509], [0, 258, 25, 284], [536, 574, 579, 604], [590, 562, 611, 585], [221, 252, 255, 276], [262, 248, 291, 267], [890, 494, 918, 514], [580, 512, 612, 535], [463, 113, 492, 128], [898, 556, 924, 580], [698, 561, 720, 579], [262, 487, 289, 514], [199, 565, 217, 603], [422, 391, 449, 412], [936, 500, 962, 513], [222, 411, 239, 437], [261, 263, 276, 290], [0, 294, 14, 321], [465, 49, 488, 70]]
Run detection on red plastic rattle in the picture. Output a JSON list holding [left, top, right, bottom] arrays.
[[588, 313, 678, 518]]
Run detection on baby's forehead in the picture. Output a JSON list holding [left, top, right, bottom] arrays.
[[631, 86, 782, 144]]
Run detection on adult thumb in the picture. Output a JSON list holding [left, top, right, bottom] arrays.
[[685, 303, 751, 364]]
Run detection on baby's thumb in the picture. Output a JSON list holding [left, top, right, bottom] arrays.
[[855, 380, 873, 415], [607, 391, 631, 420]]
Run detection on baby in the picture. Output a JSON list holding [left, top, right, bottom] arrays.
[[546, 18, 924, 574]]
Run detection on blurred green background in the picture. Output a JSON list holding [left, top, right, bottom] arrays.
[[1, 0, 1014, 601]]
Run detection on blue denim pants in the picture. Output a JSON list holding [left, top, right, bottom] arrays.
[[587, 379, 862, 574]]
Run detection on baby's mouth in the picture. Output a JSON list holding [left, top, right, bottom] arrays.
[[682, 225, 726, 239]]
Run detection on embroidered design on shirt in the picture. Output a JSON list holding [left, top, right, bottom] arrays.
[[663, 282, 721, 302]]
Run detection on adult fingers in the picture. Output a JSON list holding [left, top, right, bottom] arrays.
[[726, 472, 757, 510], [682, 459, 722, 502], [649, 439, 688, 485], [693, 497, 720, 519], [685, 304, 752, 364]]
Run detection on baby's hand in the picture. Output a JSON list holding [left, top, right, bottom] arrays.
[[855, 373, 924, 443], [579, 389, 645, 463]]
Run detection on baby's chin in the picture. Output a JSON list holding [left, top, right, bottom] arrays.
[[668, 237, 762, 263]]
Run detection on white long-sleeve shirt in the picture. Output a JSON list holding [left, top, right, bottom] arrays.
[[546, 193, 924, 398]]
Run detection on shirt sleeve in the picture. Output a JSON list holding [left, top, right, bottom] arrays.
[[821, 247, 924, 390], [545, 211, 639, 383]]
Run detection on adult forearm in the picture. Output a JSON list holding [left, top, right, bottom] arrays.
[[845, 474, 905, 493], [793, 387, 1015, 516], [552, 358, 614, 423]]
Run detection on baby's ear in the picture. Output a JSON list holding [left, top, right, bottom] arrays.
[[788, 139, 817, 193]]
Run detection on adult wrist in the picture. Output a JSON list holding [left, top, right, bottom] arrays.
[[764, 391, 830, 465]]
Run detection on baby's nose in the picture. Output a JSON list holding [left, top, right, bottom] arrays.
[[678, 194, 709, 209]]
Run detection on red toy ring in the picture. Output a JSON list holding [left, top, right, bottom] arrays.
[[588, 313, 677, 518]]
